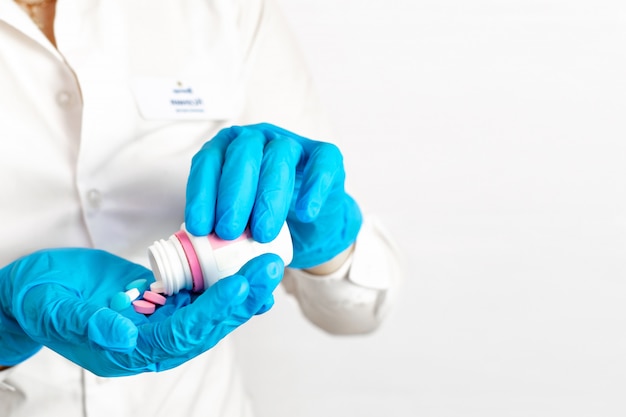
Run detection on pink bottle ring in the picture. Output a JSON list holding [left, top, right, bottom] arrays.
[[174, 230, 204, 292]]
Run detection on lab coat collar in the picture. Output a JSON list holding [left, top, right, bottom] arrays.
[[0, 0, 64, 60]]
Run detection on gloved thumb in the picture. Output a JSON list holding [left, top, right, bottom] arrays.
[[87, 308, 138, 352], [15, 283, 138, 353]]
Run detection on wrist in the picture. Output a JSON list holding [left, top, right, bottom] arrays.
[[303, 244, 354, 276]]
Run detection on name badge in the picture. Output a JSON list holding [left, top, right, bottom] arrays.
[[131, 77, 238, 121]]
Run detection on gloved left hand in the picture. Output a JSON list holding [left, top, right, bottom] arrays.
[[185, 123, 362, 269], [0, 248, 282, 376]]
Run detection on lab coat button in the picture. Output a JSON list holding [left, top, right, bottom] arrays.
[[86, 189, 102, 209], [56, 91, 72, 107]]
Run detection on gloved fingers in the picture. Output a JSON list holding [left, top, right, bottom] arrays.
[[255, 295, 275, 315], [86, 308, 139, 353], [214, 126, 267, 240], [16, 283, 138, 352], [136, 254, 282, 365], [185, 128, 234, 236], [295, 142, 345, 222], [253, 123, 344, 223], [250, 137, 302, 242], [229, 253, 284, 321], [150, 274, 277, 372], [186, 122, 346, 238], [136, 274, 249, 362]]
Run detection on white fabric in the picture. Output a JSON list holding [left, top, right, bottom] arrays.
[[283, 218, 403, 334], [0, 0, 402, 415]]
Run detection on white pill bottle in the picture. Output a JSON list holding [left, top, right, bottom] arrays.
[[148, 223, 293, 295]]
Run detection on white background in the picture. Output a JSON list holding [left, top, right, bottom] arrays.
[[234, 1, 626, 416]]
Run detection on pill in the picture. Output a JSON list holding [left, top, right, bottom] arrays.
[[125, 278, 149, 293], [125, 288, 141, 301], [110, 292, 131, 311], [143, 290, 166, 306], [149, 281, 165, 294], [132, 299, 156, 315]]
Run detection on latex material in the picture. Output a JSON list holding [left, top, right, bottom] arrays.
[[185, 123, 362, 269], [0, 248, 282, 376]]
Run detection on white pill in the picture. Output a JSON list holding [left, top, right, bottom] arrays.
[[150, 281, 166, 294], [125, 288, 141, 302]]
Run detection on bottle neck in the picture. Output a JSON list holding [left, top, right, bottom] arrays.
[[148, 237, 192, 295]]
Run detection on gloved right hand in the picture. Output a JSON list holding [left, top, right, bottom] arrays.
[[185, 123, 362, 269], [0, 248, 282, 376]]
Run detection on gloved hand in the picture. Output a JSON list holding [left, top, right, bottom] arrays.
[[0, 248, 282, 376], [185, 123, 362, 269]]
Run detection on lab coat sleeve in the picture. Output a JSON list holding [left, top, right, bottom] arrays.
[[282, 217, 404, 334]]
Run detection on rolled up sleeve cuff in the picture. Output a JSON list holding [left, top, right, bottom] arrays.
[[283, 216, 404, 334]]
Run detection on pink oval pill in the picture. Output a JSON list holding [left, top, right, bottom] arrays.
[[143, 290, 166, 306], [132, 299, 156, 315]]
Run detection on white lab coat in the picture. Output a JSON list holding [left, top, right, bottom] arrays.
[[0, 0, 402, 415]]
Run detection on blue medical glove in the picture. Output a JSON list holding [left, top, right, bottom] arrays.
[[0, 248, 282, 376], [185, 123, 362, 269]]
